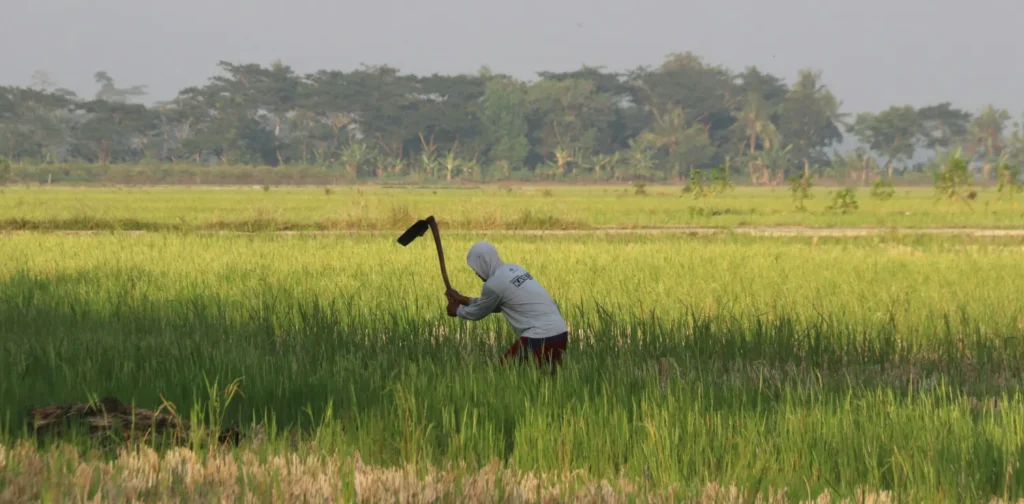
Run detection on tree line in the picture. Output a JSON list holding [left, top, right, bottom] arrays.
[[1, 52, 1021, 185]]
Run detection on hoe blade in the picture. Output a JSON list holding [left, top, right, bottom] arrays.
[[397, 219, 430, 246]]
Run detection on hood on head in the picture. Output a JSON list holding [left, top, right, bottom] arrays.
[[466, 241, 504, 281]]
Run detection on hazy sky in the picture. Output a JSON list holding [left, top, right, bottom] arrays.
[[3, 0, 1022, 117]]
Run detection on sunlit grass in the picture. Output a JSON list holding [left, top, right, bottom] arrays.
[[1, 185, 1023, 230]]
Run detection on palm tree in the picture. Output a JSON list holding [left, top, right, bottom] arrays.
[[779, 69, 849, 177], [640, 107, 688, 153], [966, 105, 1010, 182], [852, 147, 878, 186], [731, 92, 779, 156], [640, 107, 713, 180]]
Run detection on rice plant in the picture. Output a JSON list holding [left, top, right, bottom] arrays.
[[2, 229, 1024, 501]]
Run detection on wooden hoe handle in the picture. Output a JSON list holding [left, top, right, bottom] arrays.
[[426, 216, 453, 292]]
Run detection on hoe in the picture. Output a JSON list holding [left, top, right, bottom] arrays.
[[397, 215, 453, 293]]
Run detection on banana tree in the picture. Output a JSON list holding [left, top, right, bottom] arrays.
[[546, 146, 577, 179], [419, 133, 439, 178], [341, 142, 374, 178], [756, 144, 793, 186], [389, 156, 405, 177], [625, 138, 655, 181], [587, 152, 620, 180], [442, 143, 461, 181], [461, 154, 481, 181]]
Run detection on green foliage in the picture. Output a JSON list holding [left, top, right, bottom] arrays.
[[1, 56, 1015, 191], [970, 106, 1012, 171], [788, 173, 814, 211], [870, 178, 895, 201], [933, 149, 974, 208], [0, 155, 10, 183], [918, 103, 973, 150], [996, 159, 1022, 203], [685, 164, 734, 201], [776, 69, 844, 164], [480, 78, 530, 168], [633, 181, 648, 196], [710, 163, 734, 195], [2, 56, 1021, 192], [341, 143, 376, 178], [851, 106, 922, 176], [684, 169, 707, 199], [825, 188, 859, 214], [626, 138, 655, 181], [0, 52, 895, 184]]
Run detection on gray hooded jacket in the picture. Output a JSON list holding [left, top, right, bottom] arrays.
[[456, 241, 568, 339]]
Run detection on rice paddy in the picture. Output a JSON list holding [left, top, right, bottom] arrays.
[[0, 184, 1022, 231], [2, 185, 1024, 502]]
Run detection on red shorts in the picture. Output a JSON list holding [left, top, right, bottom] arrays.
[[500, 332, 568, 368]]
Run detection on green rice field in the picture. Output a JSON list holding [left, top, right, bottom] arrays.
[[0, 185, 1022, 231], [2, 186, 1024, 502]]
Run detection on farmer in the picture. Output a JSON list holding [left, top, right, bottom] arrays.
[[445, 241, 569, 370]]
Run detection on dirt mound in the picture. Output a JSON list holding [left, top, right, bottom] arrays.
[[27, 396, 240, 446]]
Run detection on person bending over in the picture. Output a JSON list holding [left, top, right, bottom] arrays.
[[445, 241, 568, 370]]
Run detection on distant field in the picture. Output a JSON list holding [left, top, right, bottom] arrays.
[[1, 185, 1022, 231], [4, 228, 1024, 501]]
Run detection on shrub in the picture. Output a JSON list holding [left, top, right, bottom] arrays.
[[870, 179, 895, 201], [788, 173, 814, 212], [825, 188, 859, 214]]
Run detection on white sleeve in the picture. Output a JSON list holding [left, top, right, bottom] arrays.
[[456, 284, 501, 321]]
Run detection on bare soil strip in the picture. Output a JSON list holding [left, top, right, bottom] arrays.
[[498, 226, 1024, 237], [4, 226, 1024, 237]]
